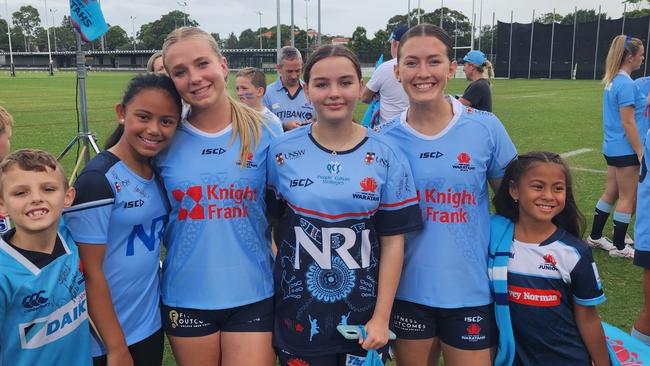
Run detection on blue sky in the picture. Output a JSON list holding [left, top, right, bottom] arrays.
[[4, 0, 631, 39]]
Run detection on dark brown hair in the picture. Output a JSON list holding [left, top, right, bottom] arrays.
[[303, 44, 362, 84], [397, 23, 454, 61]]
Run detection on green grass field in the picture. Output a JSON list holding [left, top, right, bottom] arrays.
[[0, 71, 644, 365]]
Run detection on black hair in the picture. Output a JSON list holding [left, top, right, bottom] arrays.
[[492, 151, 585, 238], [397, 23, 454, 61], [303, 44, 362, 84], [104, 73, 182, 149]]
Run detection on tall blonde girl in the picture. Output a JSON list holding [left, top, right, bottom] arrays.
[[156, 26, 281, 366]]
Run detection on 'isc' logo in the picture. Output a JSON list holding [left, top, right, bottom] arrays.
[[123, 199, 144, 209], [419, 151, 444, 159], [290, 178, 314, 187], [201, 148, 226, 155]]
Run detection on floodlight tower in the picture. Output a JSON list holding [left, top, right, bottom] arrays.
[[50, 8, 57, 51], [130, 16, 137, 51], [255, 10, 263, 49], [4, 0, 15, 76], [42, 0, 53, 75], [177, 1, 188, 26]]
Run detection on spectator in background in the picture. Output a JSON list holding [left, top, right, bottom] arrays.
[[458, 50, 494, 112], [361, 25, 410, 126], [235, 67, 283, 131], [146, 52, 166, 74], [264, 46, 314, 130]]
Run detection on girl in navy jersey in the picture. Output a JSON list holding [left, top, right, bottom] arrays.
[[379, 24, 516, 366], [267, 44, 422, 365], [65, 74, 181, 366], [587, 35, 647, 259], [491, 152, 610, 366], [158, 27, 281, 366]]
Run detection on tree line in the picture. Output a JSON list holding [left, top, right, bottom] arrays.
[[0, 4, 649, 61]]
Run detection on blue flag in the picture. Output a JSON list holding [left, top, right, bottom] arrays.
[[69, 0, 109, 42], [602, 321, 650, 366], [361, 54, 384, 128]]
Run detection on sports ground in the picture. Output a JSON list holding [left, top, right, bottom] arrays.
[[0, 71, 644, 365]]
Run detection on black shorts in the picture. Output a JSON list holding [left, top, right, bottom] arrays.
[[92, 328, 164, 366], [162, 297, 274, 337], [276, 346, 390, 366], [391, 300, 497, 350], [604, 154, 640, 167]]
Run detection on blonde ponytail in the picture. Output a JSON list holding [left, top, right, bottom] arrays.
[[603, 35, 643, 85]]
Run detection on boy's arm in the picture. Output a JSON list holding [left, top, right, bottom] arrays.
[[574, 304, 610, 366], [361, 233, 404, 350], [78, 244, 134, 366]]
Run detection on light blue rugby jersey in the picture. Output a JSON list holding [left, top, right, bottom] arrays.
[[155, 119, 282, 309], [380, 97, 517, 308], [267, 125, 422, 356], [0, 228, 91, 366], [64, 151, 167, 356], [603, 71, 648, 156], [635, 129, 650, 269], [263, 79, 314, 126]]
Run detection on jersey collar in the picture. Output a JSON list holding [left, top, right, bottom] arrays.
[[399, 96, 462, 140]]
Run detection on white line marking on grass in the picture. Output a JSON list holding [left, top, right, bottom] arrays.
[[501, 93, 557, 99], [560, 148, 593, 158], [571, 167, 607, 174]]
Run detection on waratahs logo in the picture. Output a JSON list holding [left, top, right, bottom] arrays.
[[360, 177, 378, 193], [453, 152, 476, 172]]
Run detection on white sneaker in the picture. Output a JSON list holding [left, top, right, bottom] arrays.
[[625, 233, 634, 246], [587, 236, 616, 251], [609, 245, 635, 259]]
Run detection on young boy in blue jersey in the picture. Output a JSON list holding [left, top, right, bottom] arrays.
[[236, 67, 283, 130], [0, 106, 14, 235], [0, 149, 91, 366]]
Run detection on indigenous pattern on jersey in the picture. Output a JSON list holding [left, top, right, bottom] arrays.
[[264, 79, 314, 126], [64, 151, 167, 356], [155, 120, 281, 309], [603, 71, 648, 156], [635, 129, 650, 268], [267, 125, 422, 356], [507, 229, 605, 366], [379, 97, 517, 308], [0, 229, 91, 366], [0, 215, 10, 235]]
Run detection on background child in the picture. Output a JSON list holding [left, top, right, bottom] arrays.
[[0, 149, 91, 366], [491, 151, 610, 366], [64, 73, 182, 366], [235, 67, 283, 130], [632, 129, 650, 345], [0, 106, 13, 236]]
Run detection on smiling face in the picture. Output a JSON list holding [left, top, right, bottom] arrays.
[[164, 38, 229, 111], [0, 165, 74, 236], [115, 88, 179, 159], [509, 162, 567, 228], [395, 35, 456, 106], [304, 56, 362, 125]]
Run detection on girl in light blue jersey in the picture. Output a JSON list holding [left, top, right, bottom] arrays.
[[587, 35, 645, 259], [159, 27, 280, 366], [65, 73, 182, 366], [379, 24, 516, 366], [633, 131, 650, 345]]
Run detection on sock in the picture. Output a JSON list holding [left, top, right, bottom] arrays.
[[632, 327, 650, 346], [590, 199, 613, 239], [612, 211, 632, 250]]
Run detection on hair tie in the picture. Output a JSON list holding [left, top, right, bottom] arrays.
[[624, 35, 632, 50]]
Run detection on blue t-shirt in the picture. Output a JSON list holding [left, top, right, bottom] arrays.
[[603, 71, 648, 156], [379, 97, 517, 308], [64, 151, 167, 356], [155, 120, 281, 309], [507, 229, 605, 366], [264, 79, 314, 127], [0, 229, 91, 366], [267, 125, 422, 356], [635, 129, 650, 268]]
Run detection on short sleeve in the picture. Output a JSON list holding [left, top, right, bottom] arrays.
[[617, 79, 636, 108], [375, 146, 422, 236], [265, 145, 285, 220], [570, 247, 606, 306], [64, 170, 114, 244], [486, 117, 517, 180], [366, 62, 390, 93], [462, 82, 484, 105]]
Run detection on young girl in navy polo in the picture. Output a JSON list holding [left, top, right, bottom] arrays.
[[65, 73, 182, 366], [267, 44, 422, 366], [379, 24, 516, 366], [490, 152, 610, 366], [588, 35, 647, 259]]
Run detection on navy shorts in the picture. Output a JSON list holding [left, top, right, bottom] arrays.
[[276, 346, 390, 366], [604, 154, 639, 167], [162, 296, 274, 337], [92, 328, 163, 366], [391, 300, 497, 350]]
